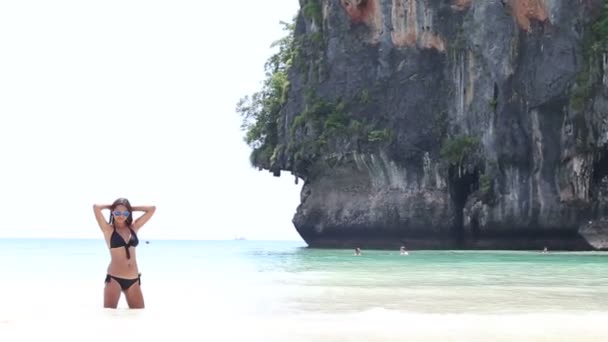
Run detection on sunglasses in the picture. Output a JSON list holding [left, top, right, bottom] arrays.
[[113, 210, 130, 217]]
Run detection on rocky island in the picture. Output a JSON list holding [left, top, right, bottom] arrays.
[[238, 0, 608, 250]]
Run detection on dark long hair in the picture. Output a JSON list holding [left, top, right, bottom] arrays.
[[109, 197, 133, 227]]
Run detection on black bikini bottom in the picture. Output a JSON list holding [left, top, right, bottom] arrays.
[[105, 274, 141, 291]]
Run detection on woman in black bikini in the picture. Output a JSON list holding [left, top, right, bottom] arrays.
[[93, 198, 156, 309]]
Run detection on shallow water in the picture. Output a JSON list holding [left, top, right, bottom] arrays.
[[1, 239, 606, 341]]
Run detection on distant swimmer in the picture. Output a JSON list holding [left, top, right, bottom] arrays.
[[400, 246, 409, 255], [94, 198, 156, 309], [354, 247, 361, 256], [542, 246, 548, 254]]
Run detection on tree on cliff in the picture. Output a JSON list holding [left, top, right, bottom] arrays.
[[236, 20, 295, 170]]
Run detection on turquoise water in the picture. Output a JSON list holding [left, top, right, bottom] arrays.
[[1, 239, 607, 341]]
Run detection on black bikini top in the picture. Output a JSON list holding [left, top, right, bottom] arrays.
[[110, 226, 139, 259]]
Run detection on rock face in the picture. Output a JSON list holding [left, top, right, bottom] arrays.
[[269, 0, 608, 249], [579, 219, 608, 249]]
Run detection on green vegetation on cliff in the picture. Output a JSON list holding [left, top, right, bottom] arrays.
[[236, 21, 295, 169], [592, 2, 608, 50], [237, 1, 393, 174], [237, 1, 326, 171], [570, 2, 608, 111], [440, 135, 480, 167], [302, 0, 322, 25], [287, 91, 394, 163]]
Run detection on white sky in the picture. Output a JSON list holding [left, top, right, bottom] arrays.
[[0, 0, 304, 241]]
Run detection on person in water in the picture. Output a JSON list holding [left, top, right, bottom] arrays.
[[93, 198, 156, 309]]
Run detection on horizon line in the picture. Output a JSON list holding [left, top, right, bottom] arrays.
[[0, 236, 305, 242]]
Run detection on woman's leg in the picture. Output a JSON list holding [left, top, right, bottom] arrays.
[[104, 277, 121, 308], [124, 280, 145, 309]]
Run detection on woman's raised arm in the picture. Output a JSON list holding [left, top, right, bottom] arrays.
[[93, 204, 112, 232], [131, 205, 156, 231]]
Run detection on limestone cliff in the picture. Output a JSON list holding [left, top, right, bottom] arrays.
[[242, 0, 608, 249]]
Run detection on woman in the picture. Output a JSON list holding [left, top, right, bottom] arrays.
[[93, 198, 156, 309]]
